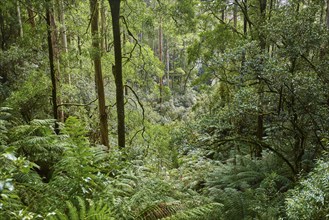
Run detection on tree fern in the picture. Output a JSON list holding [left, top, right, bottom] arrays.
[[47, 197, 114, 220], [206, 155, 290, 219], [137, 201, 184, 220], [8, 119, 64, 169], [0, 107, 12, 145], [162, 202, 223, 220]]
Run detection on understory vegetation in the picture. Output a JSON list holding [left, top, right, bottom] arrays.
[[1, 0, 329, 219]]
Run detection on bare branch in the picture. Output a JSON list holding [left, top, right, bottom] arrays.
[[57, 98, 98, 107]]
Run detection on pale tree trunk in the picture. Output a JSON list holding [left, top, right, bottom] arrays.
[[233, 2, 238, 28], [56, 0, 68, 53], [109, 0, 125, 149], [90, 0, 109, 148], [100, 0, 107, 51], [166, 42, 170, 87], [46, 0, 60, 134], [158, 20, 163, 104], [55, 0, 69, 121], [17, 0, 23, 38]]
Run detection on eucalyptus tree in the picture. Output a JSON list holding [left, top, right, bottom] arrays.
[[108, 0, 125, 148], [90, 0, 109, 148], [46, 0, 61, 134]]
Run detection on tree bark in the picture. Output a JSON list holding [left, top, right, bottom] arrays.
[[233, 2, 238, 28], [166, 42, 170, 87], [90, 0, 109, 148], [46, 1, 60, 134], [327, 0, 329, 29], [158, 20, 163, 104], [100, 0, 107, 51], [26, 0, 35, 28], [255, 0, 267, 158], [259, 0, 267, 50], [56, 0, 68, 53], [109, 0, 125, 148], [17, 0, 23, 38]]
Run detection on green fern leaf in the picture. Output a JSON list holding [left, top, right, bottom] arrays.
[[77, 197, 86, 219], [67, 200, 79, 220]]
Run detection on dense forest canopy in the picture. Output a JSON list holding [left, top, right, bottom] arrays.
[[1, 0, 329, 219]]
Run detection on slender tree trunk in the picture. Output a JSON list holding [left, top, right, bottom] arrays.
[[255, 0, 267, 158], [233, 2, 238, 28], [240, 0, 248, 79], [56, 0, 68, 53], [221, 4, 225, 21], [0, 10, 4, 50], [90, 0, 109, 148], [259, 0, 267, 50], [100, 0, 107, 51], [158, 20, 163, 104], [320, 0, 325, 25], [17, 1, 23, 38], [55, 0, 68, 120], [26, 0, 35, 28], [166, 42, 170, 87], [46, 1, 60, 134], [78, 35, 82, 68], [327, 0, 329, 29], [243, 0, 247, 35], [109, 0, 125, 148]]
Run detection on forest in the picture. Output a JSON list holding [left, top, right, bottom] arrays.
[[1, 0, 329, 219]]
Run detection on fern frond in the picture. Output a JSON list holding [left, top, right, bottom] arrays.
[[77, 196, 86, 219], [46, 197, 114, 220], [163, 202, 223, 220], [30, 119, 56, 126], [67, 200, 79, 220], [54, 211, 68, 220], [138, 201, 183, 220]]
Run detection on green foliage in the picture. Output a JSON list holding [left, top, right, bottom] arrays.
[[47, 197, 114, 220], [286, 158, 329, 220], [2, 0, 329, 219], [0, 108, 39, 219], [5, 70, 51, 122], [205, 155, 290, 219], [163, 202, 222, 220]]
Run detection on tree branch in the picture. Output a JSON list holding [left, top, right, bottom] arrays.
[[124, 84, 147, 145], [57, 98, 98, 107]]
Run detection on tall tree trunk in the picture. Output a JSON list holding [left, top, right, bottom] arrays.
[[90, 0, 109, 148], [158, 20, 163, 104], [221, 3, 225, 21], [0, 10, 4, 50], [56, 0, 68, 53], [100, 0, 107, 51], [26, 0, 35, 28], [240, 0, 248, 79], [233, 2, 238, 28], [166, 42, 170, 87], [327, 0, 329, 29], [78, 35, 82, 68], [109, 0, 125, 148], [46, 0, 60, 134], [55, 0, 68, 120], [17, 0, 23, 38], [255, 0, 267, 158], [259, 0, 267, 50]]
